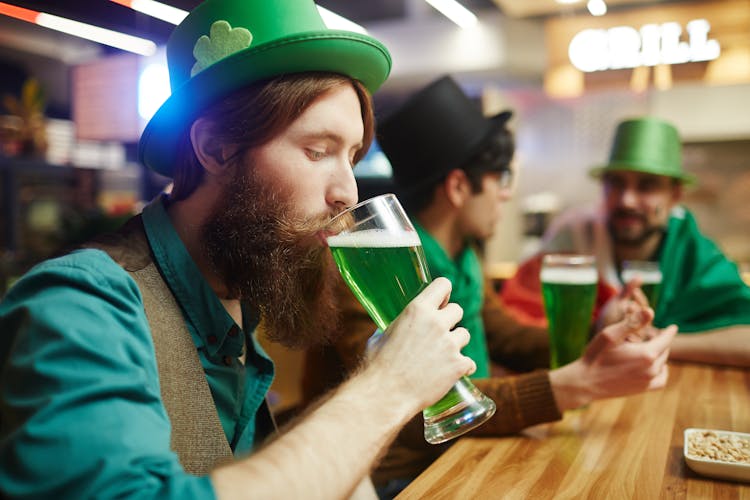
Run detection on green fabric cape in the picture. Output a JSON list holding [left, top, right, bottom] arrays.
[[415, 222, 490, 378], [656, 209, 750, 332]]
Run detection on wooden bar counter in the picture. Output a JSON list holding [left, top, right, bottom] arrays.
[[398, 363, 750, 499]]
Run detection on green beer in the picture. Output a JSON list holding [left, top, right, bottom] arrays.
[[541, 266, 598, 369], [621, 265, 662, 307], [328, 228, 465, 417], [327, 193, 495, 444], [328, 229, 429, 330]]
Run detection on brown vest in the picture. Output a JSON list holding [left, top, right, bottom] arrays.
[[88, 216, 273, 475]]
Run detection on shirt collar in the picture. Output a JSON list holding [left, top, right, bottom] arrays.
[[414, 221, 474, 277], [141, 195, 256, 357]]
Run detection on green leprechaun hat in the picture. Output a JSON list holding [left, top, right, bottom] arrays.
[[590, 117, 695, 184], [139, 0, 392, 177]]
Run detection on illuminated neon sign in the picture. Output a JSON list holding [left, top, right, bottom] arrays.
[[569, 19, 720, 72]]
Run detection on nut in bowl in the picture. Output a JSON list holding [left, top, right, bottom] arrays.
[[684, 428, 750, 482]]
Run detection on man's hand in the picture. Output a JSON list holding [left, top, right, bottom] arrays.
[[550, 300, 677, 411], [213, 278, 473, 500], [365, 277, 476, 414], [596, 276, 649, 331]]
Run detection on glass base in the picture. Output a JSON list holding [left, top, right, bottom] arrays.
[[423, 377, 496, 444]]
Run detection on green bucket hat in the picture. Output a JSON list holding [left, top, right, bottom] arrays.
[[139, 0, 392, 177], [590, 117, 695, 184]]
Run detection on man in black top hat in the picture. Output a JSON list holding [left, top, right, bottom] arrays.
[[302, 75, 677, 496]]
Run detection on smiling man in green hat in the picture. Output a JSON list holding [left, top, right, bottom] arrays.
[[502, 116, 750, 367], [0, 1, 481, 498]]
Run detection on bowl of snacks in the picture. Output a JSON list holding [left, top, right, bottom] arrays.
[[684, 428, 750, 482]]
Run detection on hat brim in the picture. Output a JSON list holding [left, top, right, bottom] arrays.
[[589, 163, 696, 185], [490, 110, 513, 126], [463, 108, 513, 167], [139, 31, 391, 177], [469, 108, 513, 168]]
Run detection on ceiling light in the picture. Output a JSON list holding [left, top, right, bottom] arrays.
[[37, 15, 156, 55], [110, 0, 187, 25], [109, 0, 366, 34], [587, 0, 607, 16], [0, 1, 156, 56], [424, 0, 478, 29]]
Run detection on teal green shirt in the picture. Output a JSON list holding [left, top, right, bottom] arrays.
[[0, 196, 275, 498], [415, 223, 490, 379]]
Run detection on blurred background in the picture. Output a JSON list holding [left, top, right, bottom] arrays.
[[0, 0, 748, 292]]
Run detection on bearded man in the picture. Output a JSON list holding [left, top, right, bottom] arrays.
[[502, 116, 750, 367], [0, 1, 481, 498]]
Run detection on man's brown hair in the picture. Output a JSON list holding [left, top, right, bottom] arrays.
[[171, 72, 375, 200]]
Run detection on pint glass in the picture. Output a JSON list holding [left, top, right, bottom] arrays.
[[541, 254, 598, 369], [326, 194, 496, 444], [621, 260, 662, 307]]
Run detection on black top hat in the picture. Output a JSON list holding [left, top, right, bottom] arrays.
[[377, 75, 512, 191]]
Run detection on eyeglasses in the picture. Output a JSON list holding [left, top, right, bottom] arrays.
[[497, 168, 514, 190]]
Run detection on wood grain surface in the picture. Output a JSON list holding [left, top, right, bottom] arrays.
[[398, 363, 750, 499]]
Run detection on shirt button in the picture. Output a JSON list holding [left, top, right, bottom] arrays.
[[223, 355, 233, 366], [207, 335, 218, 345], [228, 326, 239, 337]]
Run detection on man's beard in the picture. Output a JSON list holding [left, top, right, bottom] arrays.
[[606, 209, 666, 247], [200, 167, 342, 349]]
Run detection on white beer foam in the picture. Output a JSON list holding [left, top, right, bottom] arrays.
[[622, 269, 662, 283], [541, 267, 597, 284], [327, 228, 421, 248]]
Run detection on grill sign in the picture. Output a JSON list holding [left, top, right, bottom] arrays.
[[569, 19, 721, 72]]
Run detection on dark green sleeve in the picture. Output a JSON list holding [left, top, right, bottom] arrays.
[[658, 210, 750, 332]]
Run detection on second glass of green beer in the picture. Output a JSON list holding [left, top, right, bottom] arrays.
[[326, 194, 496, 444], [621, 260, 662, 307], [541, 254, 598, 369]]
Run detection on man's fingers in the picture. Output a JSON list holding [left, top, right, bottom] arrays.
[[630, 287, 649, 308], [621, 277, 642, 298], [409, 278, 466, 330], [644, 324, 678, 354], [630, 302, 655, 327], [439, 303, 464, 329], [622, 278, 656, 309], [442, 326, 475, 377], [647, 363, 670, 390], [600, 302, 653, 345], [654, 345, 671, 367], [452, 327, 471, 349], [418, 277, 453, 308]]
